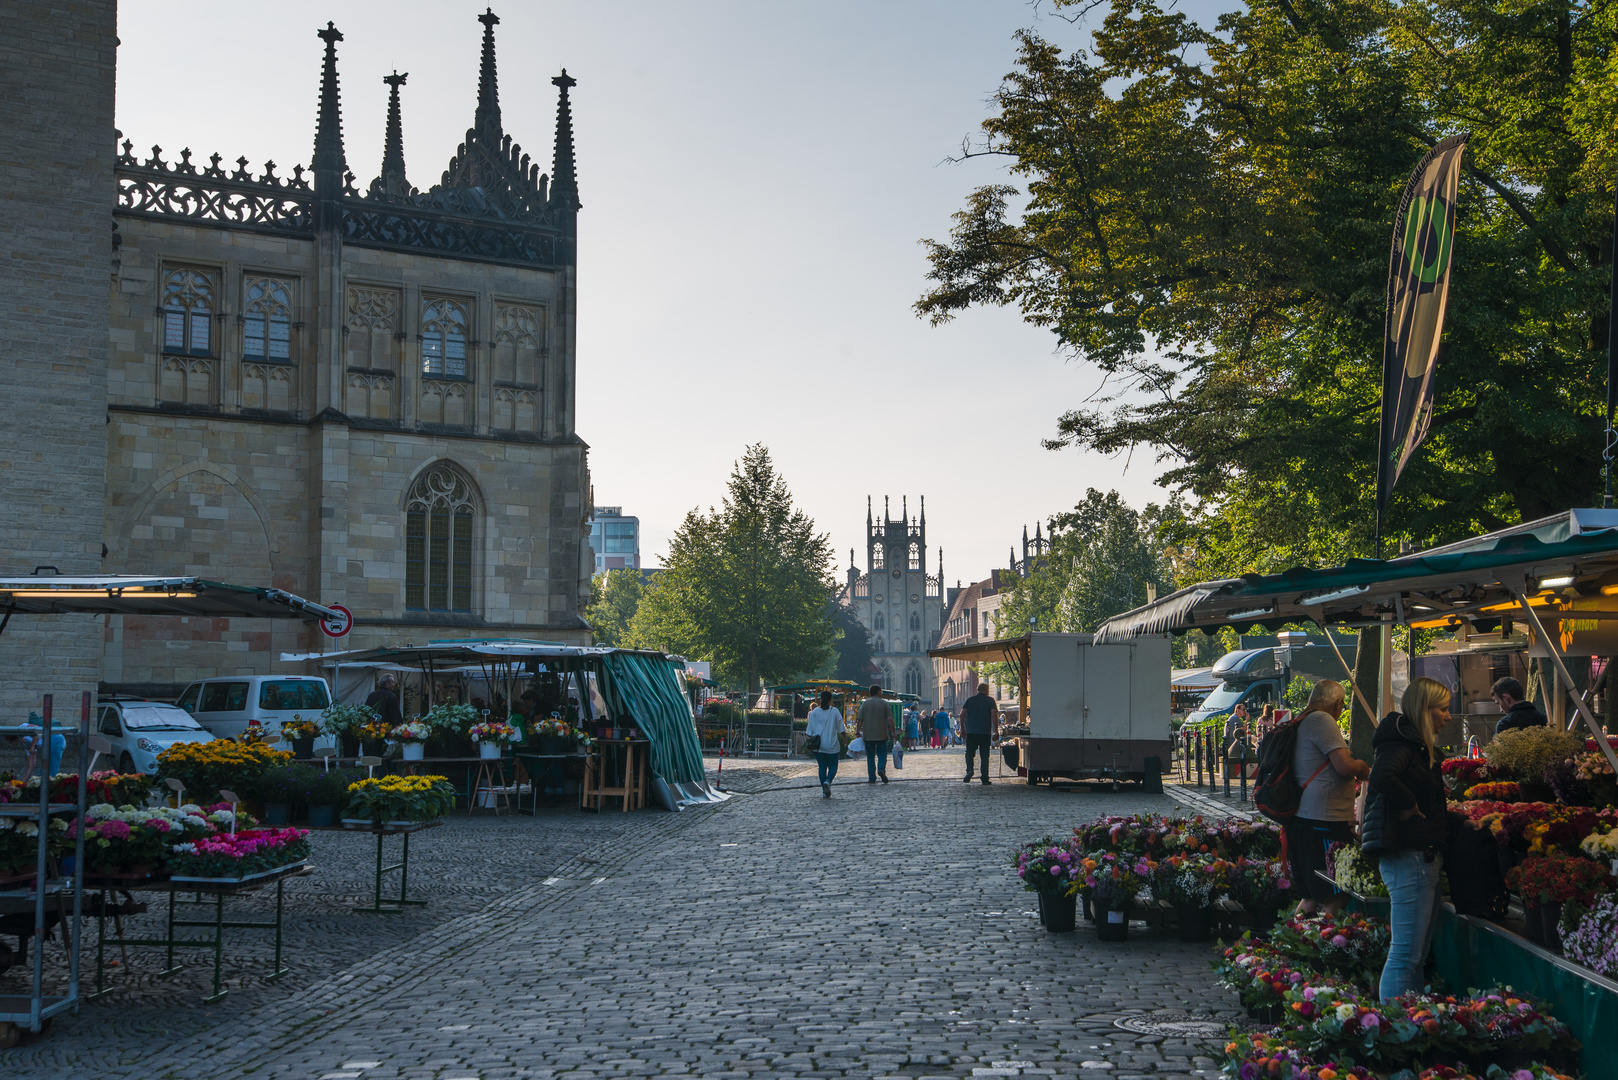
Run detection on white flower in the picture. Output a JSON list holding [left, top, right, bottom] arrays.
[[15, 821, 39, 838], [1336, 1004, 1356, 1021], [88, 804, 116, 821], [171, 842, 195, 854]]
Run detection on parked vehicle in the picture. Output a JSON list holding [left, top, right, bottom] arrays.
[[96, 698, 213, 775], [174, 675, 332, 740], [1183, 636, 1359, 728]]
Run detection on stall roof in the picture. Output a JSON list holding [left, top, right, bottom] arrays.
[[1172, 667, 1221, 690], [278, 640, 630, 665], [0, 575, 341, 620], [928, 636, 1031, 664], [1094, 509, 1618, 642]]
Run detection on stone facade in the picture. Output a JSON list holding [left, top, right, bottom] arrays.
[[836, 497, 944, 703], [932, 571, 1018, 712], [1, 11, 593, 700], [0, 1, 118, 719]]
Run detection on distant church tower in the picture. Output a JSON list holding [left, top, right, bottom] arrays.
[[837, 496, 945, 702]]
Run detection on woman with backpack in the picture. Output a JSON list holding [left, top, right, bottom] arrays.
[[1362, 676, 1452, 1000], [1283, 680, 1369, 917]]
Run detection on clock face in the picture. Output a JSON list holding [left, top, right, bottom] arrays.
[[891, 568, 901, 578], [874, 595, 884, 603], [910, 594, 919, 604]]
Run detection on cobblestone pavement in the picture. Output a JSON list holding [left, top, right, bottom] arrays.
[[3, 746, 1246, 1079]]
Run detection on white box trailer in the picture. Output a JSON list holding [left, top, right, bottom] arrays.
[[928, 631, 1173, 786]]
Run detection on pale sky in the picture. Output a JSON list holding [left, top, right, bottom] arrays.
[[116, 1, 1214, 587]]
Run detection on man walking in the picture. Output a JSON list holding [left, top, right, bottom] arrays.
[[933, 707, 949, 749], [961, 682, 998, 785], [365, 673, 404, 730], [857, 684, 896, 784]]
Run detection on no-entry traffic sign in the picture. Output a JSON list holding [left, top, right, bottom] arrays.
[[320, 603, 353, 638]]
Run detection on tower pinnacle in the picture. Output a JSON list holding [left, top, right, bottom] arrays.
[[549, 69, 580, 210], [375, 71, 410, 197], [475, 8, 502, 139], [311, 22, 347, 202]]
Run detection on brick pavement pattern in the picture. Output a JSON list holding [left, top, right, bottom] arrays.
[[3, 746, 1242, 1079]]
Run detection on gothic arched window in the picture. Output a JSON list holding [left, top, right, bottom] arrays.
[[493, 304, 542, 386], [422, 298, 469, 378], [872, 637, 884, 654], [873, 612, 885, 631], [911, 637, 921, 653], [404, 464, 477, 611], [903, 665, 923, 698], [908, 542, 921, 570], [871, 545, 884, 569], [162, 268, 215, 355], [909, 612, 920, 631], [243, 278, 292, 362]]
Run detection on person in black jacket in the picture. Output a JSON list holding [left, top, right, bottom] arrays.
[[1362, 676, 1451, 1001], [1491, 677, 1546, 735]]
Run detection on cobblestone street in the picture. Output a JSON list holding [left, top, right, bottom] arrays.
[[3, 748, 1244, 1079]]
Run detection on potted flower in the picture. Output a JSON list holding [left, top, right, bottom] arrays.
[[1076, 852, 1155, 941], [167, 826, 312, 881], [469, 720, 519, 759], [391, 720, 432, 761], [1440, 756, 1493, 797], [282, 715, 320, 758], [304, 767, 361, 829], [1228, 856, 1294, 937], [319, 702, 380, 757], [357, 718, 393, 758], [1153, 852, 1230, 942], [345, 774, 456, 824], [422, 703, 479, 755], [245, 763, 319, 826], [1012, 836, 1083, 932], [534, 715, 578, 755], [1506, 851, 1614, 949]]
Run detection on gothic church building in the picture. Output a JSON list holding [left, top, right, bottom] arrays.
[[838, 497, 945, 702], [88, 11, 593, 694]]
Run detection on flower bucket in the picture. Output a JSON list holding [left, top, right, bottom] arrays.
[[340, 735, 359, 758], [1036, 891, 1077, 933], [539, 735, 568, 755], [1248, 904, 1281, 939], [479, 741, 502, 760], [264, 802, 292, 827], [307, 804, 337, 828], [291, 738, 314, 759], [1093, 899, 1129, 941], [362, 740, 386, 757], [1543, 901, 1564, 952], [1523, 903, 1547, 945], [402, 742, 425, 761], [1176, 903, 1213, 943]]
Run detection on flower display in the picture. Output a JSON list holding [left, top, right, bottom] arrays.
[[281, 716, 320, 741], [0, 815, 69, 875], [1267, 912, 1391, 980], [1505, 851, 1613, 906], [469, 721, 520, 744], [1561, 890, 1618, 976], [390, 720, 432, 743], [1579, 824, 1618, 863], [1153, 852, 1232, 907], [421, 702, 479, 736], [168, 826, 310, 879], [1228, 856, 1293, 909], [318, 701, 380, 738], [1463, 781, 1522, 802], [155, 740, 292, 802], [345, 774, 456, 822], [356, 719, 394, 743], [1329, 844, 1388, 899], [1212, 936, 1362, 1013], [535, 715, 574, 738], [1440, 757, 1494, 795], [1012, 836, 1083, 894], [1220, 1030, 1375, 1080], [64, 803, 214, 873], [1076, 851, 1157, 906], [1213, 819, 1284, 860], [1482, 727, 1583, 785]]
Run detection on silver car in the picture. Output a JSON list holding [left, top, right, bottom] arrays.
[[96, 698, 214, 775]]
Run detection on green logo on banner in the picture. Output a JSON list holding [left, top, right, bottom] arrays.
[[1401, 191, 1453, 287]]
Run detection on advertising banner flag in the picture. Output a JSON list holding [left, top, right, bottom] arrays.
[[1375, 134, 1469, 538]]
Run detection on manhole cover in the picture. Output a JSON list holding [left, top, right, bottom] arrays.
[[1114, 1014, 1233, 1040]]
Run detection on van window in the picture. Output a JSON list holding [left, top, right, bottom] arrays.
[[176, 684, 201, 713], [199, 682, 249, 713], [258, 680, 330, 711], [99, 706, 122, 738]]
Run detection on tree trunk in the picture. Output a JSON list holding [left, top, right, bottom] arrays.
[[1349, 626, 1380, 763]]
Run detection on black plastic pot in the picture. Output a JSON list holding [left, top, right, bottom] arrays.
[[1037, 891, 1077, 933], [1177, 903, 1213, 942], [307, 805, 338, 828], [1248, 903, 1281, 939], [291, 738, 314, 759], [1094, 900, 1129, 941], [264, 803, 292, 826]]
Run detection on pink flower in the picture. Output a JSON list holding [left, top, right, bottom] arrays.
[[97, 819, 131, 841], [1330, 935, 1348, 947]]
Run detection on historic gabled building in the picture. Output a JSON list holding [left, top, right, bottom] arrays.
[[96, 11, 593, 693], [836, 497, 945, 702]]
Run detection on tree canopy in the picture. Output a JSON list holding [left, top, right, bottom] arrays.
[[919, 0, 1617, 573], [585, 569, 646, 648], [625, 445, 838, 692]]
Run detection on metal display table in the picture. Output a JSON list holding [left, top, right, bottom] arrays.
[[87, 862, 312, 1004], [511, 750, 588, 814], [314, 818, 442, 915]]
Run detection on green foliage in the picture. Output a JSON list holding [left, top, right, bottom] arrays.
[[828, 602, 877, 685], [586, 568, 646, 648], [919, 0, 1615, 570], [626, 445, 838, 692], [318, 702, 378, 739]]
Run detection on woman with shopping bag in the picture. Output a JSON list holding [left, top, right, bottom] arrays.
[[804, 691, 847, 798]]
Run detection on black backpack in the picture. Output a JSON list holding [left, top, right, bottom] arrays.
[[1252, 717, 1330, 823]]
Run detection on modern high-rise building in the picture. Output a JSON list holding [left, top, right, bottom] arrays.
[[588, 507, 640, 574]]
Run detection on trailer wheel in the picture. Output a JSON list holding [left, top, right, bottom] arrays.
[[0, 1022, 20, 1050]]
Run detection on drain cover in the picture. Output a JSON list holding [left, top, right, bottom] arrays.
[[1114, 1014, 1234, 1040]]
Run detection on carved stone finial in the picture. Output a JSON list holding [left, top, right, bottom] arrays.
[[311, 21, 348, 198], [376, 70, 410, 196], [549, 69, 580, 211], [474, 9, 502, 139]]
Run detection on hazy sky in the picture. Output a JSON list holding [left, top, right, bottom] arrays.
[[116, 1, 1217, 586]]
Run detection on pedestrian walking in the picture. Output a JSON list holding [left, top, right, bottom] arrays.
[[804, 690, 847, 798], [1362, 676, 1451, 1001], [1490, 676, 1546, 735], [856, 684, 896, 783], [933, 707, 949, 749], [1282, 679, 1368, 917], [365, 673, 404, 730], [961, 682, 997, 784], [904, 706, 920, 750]]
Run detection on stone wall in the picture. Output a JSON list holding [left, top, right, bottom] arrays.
[[0, 1, 117, 721]]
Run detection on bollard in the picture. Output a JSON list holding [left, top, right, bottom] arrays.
[[1239, 736, 1248, 802], [1194, 727, 1203, 785], [1224, 728, 1231, 797]]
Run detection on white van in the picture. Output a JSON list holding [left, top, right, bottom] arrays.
[[175, 675, 332, 740]]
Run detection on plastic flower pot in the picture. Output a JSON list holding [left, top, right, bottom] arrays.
[[1543, 901, 1564, 952], [307, 805, 337, 828], [1248, 904, 1280, 938], [291, 738, 314, 758], [1176, 903, 1213, 942], [1523, 903, 1547, 945], [1094, 900, 1129, 941], [402, 742, 425, 761], [340, 735, 359, 758], [479, 741, 502, 760], [264, 803, 292, 826], [539, 735, 568, 755], [362, 740, 386, 757], [1037, 891, 1077, 933]]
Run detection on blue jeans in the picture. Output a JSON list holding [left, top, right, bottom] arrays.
[[865, 739, 890, 780], [816, 752, 839, 786], [1378, 850, 1444, 1000]]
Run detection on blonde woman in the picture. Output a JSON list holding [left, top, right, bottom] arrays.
[[1362, 676, 1451, 1000], [1286, 679, 1369, 918]]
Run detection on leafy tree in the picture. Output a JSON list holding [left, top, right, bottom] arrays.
[[828, 602, 878, 686], [919, 0, 1616, 571], [625, 445, 837, 693], [585, 569, 646, 648]]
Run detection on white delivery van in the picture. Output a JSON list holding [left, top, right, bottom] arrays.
[[175, 675, 332, 740]]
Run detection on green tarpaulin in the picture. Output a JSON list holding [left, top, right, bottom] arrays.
[[596, 651, 707, 787]]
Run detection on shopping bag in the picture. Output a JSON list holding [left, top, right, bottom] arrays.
[[892, 742, 904, 769], [846, 736, 865, 756]]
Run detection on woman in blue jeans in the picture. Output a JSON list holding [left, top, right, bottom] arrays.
[[804, 691, 847, 798], [1361, 677, 1451, 1000]]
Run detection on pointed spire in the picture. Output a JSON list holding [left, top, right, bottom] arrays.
[[920, 495, 926, 525], [474, 9, 502, 139], [867, 496, 872, 525], [850, 547, 855, 567], [903, 496, 908, 523], [376, 71, 410, 196], [1010, 546, 1017, 570], [549, 69, 581, 210], [311, 22, 347, 201]]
